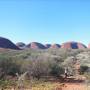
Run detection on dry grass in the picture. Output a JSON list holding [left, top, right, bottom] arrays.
[[1, 81, 89, 90]]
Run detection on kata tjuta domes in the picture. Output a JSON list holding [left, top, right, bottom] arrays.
[[27, 42, 46, 49], [88, 43, 90, 48], [61, 41, 87, 49], [50, 44, 61, 49], [45, 44, 51, 49], [0, 37, 88, 50], [0, 37, 20, 50], [16, 42, 26, 49]]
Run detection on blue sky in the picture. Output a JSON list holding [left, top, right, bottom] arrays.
[[0, 0, 90, 46]]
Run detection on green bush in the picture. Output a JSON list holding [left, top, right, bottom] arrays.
[[0, 56, 21, 79], [50, 64, 64, 77], [80, 65, 89, 74]]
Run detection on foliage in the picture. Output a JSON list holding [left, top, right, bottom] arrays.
[[0, 56, 21, 79], [80, 65, 89, 74], [0, 48, 89, 80], [50, 63, 64, 77]]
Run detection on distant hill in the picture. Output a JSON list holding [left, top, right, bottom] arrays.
[[50, 44, 61, 49], [45, 44, 51, 49], [16, 42, 26, 49], [0, 37, 20, 50], [27, 42, 46, 49], [0, 37, 88, 50], [61, 42, 87, 49], [88, 43, 90, 48]]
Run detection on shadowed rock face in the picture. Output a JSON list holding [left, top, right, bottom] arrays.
[[0, 37, 20, 50], [16, 42, 26, 48], [27, 42, 46, 49], [61, 42, 87, 49], [45, 44, 51, 49], [50, 44, 61, 49]]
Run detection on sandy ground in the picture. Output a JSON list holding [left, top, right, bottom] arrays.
[[61, 83, 88, 90], [56, 76, 90, 90]]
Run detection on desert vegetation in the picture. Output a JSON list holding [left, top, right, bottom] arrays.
[[0, 48, 89, 89]]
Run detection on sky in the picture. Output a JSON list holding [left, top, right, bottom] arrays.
[[0, 0, 90, 46]]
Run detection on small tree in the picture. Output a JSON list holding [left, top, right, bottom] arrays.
[[28, 59, 50, 80]]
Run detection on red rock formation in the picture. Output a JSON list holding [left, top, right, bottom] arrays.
[[61, 42, 71, 49], [50, 44, 61, 49], [27, 42, 46, 49], [16, 42, 26, 49], [45, 44, 51, 49], [0, 37, 20, 50], [88, 43, 90, 48], [78, 43, 86, 49], [61, 41, 87, 49]]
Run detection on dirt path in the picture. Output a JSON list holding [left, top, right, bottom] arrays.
[[59, 75, 89, 90], [62, 83, 87, 90]]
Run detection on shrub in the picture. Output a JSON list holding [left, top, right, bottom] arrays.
[[50, 64, 64, 77], [80, 65, 89, 74], [0, 56, 21, 79], [28, 59, 50, 80]]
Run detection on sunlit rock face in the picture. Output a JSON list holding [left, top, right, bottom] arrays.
[[61, 41, 87, 49], [50, 44, 61, 49], [16, 42, 26, 49], [27, 42, 46, 49], [88, 43, 90, 48], [0, 37, 20, 50]]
